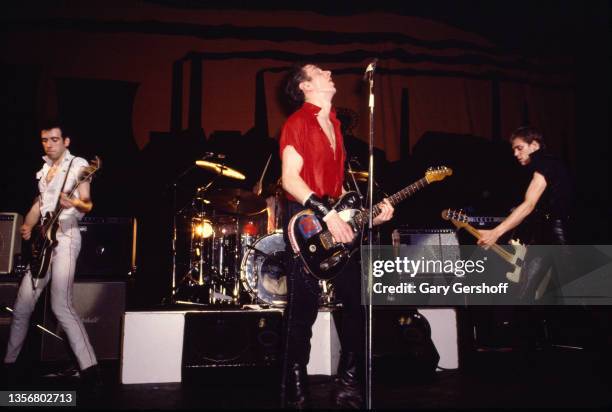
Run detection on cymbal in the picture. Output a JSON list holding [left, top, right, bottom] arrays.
[[205, 188, 267, 215], [348, 170, 369, 182], [195, 160, 245, 180]]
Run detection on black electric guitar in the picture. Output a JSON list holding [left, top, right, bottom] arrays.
[[441, 209, 526, 283], [29, 157, 101, 285], [288, 166, 453, 280]]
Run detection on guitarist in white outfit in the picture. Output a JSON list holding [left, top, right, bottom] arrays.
[[279, 63, 393, 409], [2, 122, 100, 388]]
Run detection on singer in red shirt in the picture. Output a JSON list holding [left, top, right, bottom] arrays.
[[279, 63, 393, 409]]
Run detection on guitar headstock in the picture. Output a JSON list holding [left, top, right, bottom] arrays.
[[441, 208, 469, 229], [425, 166, 453, 183], [79, 156, 102, 182]]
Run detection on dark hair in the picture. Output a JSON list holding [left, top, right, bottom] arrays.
[[284, 63, 312, 106], [510, 126, 545, 149], [40, 119, 70, 139]]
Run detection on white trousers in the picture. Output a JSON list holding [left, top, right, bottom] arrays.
[[4, 219, 98, 370]]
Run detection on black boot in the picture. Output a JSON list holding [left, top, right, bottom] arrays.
[[283, 363, 310, 409], [79, 364, 103, 397], [333, 352, 364, 409]]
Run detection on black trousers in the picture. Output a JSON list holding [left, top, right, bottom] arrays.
[[518, 218, 571, 302], [282, 201, 364, 366]]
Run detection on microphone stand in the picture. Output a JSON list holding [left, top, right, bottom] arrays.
[[364, 61, 376, 410]]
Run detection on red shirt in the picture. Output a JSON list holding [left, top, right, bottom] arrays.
[[279, 102, 345, 202]]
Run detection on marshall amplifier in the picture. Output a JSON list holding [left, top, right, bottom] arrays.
[[40, 280, 126, 361], [76, 217, 137, 278]]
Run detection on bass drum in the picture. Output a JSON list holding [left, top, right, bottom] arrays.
[[241, 233, 288, 307]]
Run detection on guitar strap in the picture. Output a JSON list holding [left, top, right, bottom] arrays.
[[47, 157, 76, 221]]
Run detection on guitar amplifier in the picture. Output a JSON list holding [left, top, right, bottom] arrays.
[[392, 228, 460, 259], [0, 213, 23, 275], [76, 217, 137, 278], [393, 228, 459, 246], [40, 280, 126, 361], [391, 228, 460, 281]]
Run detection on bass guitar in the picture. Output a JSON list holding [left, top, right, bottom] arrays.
[[29, 156, 101, 286], [288, 166, 452, 280], [441, 209, 526, 283]]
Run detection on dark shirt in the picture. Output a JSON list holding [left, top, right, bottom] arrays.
[[527, 149, 573, 219], [279, 102, 345, 202]]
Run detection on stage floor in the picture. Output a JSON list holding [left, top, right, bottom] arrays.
[[8, 346, 612, 409]]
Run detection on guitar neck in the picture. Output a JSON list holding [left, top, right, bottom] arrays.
[[356, 177, 429, 227], [372, 177, 429, 218], [379, 177, 429, 215], [460, 223, 514, 263]]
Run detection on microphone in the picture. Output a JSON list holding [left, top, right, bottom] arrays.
[[202, 152, 226, 160], [362, 58, 378, 81]]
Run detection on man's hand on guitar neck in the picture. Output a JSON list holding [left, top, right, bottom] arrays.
[[373, 199, 394, 226], [324, 211, 355, 244], [477, 228, 503, 249]]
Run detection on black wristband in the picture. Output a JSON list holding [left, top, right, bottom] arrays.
[[304, 193, 331, 219]]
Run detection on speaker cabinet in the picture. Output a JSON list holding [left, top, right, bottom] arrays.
[[40, 280, 126, 361], [0, 213, 23, 274], [0, 282, 19, 360], [182, 310, 282, 369], [76, 217, 137, 278]]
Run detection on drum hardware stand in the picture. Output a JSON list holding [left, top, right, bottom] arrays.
[[166, 155, 224, 305], [347, 159, 364, 201], [348, 157, 388, 200], [167, 163, 196, 304]]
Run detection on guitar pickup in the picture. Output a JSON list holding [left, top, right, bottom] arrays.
[[320, 233, 334, 250]]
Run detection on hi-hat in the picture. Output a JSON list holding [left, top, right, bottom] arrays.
[[205, 188, 267, 215], [348, 170, 369, 182], [195, 160, 245, 180]]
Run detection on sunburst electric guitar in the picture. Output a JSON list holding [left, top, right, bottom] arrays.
[[29, 157, 101, 286], [441, 209, 526, 283], [288, 166, 453, 280]]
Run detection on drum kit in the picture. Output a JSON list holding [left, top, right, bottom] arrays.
[[172, 155, 335, 308]]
